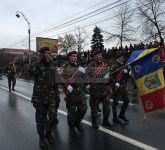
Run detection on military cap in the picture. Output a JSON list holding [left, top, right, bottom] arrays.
[[67, 50, 77, 57], [115, 53, 124, 59], [39, 47, 50, 53], [91, 49, 102, 57]]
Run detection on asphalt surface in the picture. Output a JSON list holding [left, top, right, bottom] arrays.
[[0, 77, 165, 150]]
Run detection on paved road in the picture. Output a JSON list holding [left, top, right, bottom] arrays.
[[0, 77, 165, 150]]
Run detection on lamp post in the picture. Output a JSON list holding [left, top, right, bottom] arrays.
[[16, 11, 31, 64]]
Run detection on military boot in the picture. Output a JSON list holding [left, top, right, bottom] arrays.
[[97, 107, 101, 112], [112, 108, 121, 124], [75, 124, 84, 133], [113, 117, 121, 124], [102, 117, 113, 128], [119, 114, 129, 123], [45, 132, 55, 145], [69, 127, 79, 137], [54, 117, 59, 124], [92, 116, 99, 129], [39, 136, 48, 150], [12, 86, 15, 91], [119, 103, 129, 123]]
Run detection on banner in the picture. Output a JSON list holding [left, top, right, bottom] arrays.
[[15, 68, 23, 78], [131, 50, 165, 114], [127, 48, 157, 64], [36, 37, 58, 53]]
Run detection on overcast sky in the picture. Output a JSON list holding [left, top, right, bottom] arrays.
[[0, 0, 143, 51], [1, 0, 124, 51]]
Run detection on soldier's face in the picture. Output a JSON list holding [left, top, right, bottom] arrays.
[[43, 51, 52, 61], [69, 54, 77, 62], [117, 56, 124, 64], [94, 53, 102, 61]]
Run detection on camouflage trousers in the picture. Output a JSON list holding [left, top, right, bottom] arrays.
[[112, 87, 129, 118], [8, 77, 16, 89], [90, 95, 110, 118], [66, 96, 87, 127], [55, 94, 60, 116], [33, 102, 56, 136]]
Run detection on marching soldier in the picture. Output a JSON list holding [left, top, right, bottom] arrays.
[[30, 47, 58, 149], [6, 60, 16, 92], [62, 51, 87, 137], [110, 53, 130, 124], [86, 50, 112, 129]]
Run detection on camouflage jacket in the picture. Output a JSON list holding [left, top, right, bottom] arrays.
[[62, 61, 85, 99], [86, 60, 110, 97], [110, 61, 129, 88], [30, 59, 58, 104]]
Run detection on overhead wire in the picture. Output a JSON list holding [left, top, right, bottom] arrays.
[[31, 0, 110, 34], [9, 0, 128, 48], [12, 0, 152, 48], [32, 0, 126, 36]]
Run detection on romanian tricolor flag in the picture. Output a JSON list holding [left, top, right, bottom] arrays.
[[131, 50, 165, 114], [16, 68, 23, 78]]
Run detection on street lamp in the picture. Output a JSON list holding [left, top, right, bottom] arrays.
[[16, 11, 31, 64]]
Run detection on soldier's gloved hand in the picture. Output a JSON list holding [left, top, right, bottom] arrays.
[[85, 84, 90, 89], [129, 71, 132, 76], [85, 84, 90, 93], [115, 82, 120, 88], [124, 69, 128, 74], [104, 73, 110, 79], [78, 66, 86, 74], [57, 67, 61, 71], [67, 85, 73, 93]]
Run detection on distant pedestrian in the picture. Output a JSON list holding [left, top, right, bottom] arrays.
[[6, 60, 16, 92]]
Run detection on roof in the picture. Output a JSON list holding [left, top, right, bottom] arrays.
[[0, 48, 35, 55]]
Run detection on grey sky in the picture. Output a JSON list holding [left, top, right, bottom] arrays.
[[1, 0, 122, 51], [1, 0, 146, 51]]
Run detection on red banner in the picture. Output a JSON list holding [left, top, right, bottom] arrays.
[[141, 87, 165, 113]]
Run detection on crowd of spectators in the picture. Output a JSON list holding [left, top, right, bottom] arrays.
[[76, 40, 162, 65], [1, 40, 163, 79]]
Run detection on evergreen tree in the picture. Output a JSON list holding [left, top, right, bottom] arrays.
[[91, 26, 104, 51]]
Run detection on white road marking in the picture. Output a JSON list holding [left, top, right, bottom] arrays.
[[0, 85, 158, 150]]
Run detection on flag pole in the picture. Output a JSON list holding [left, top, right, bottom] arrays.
[[110, 46, 164, 76]]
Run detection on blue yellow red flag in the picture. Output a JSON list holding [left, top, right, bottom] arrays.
[[131, 50, 165, 114]]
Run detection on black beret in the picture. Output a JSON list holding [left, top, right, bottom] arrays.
[[39, 47, 50, 53], [67, 51, 77, 57], [115, 53, 124, 59]]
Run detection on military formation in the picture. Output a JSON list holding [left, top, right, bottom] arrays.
[[26, 47, 131, 150]]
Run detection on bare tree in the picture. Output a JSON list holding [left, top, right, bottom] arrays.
[[58, 34, 76, 54], [104, 0, 135, 48], [137, 0, 165, 43], [75, 27, 88, 53]]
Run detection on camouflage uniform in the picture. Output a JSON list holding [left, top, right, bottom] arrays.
[[110, 60, 129, 123], [7, 63, 16, 92], [62, 61, 87, 136], [30, 58, 58, 144], [86, 60, 111, 129]]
